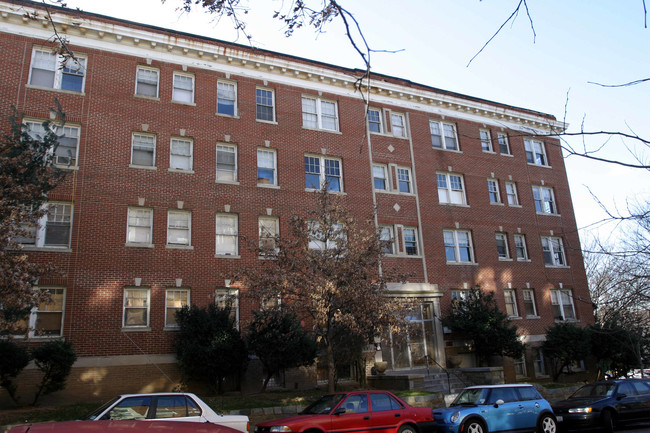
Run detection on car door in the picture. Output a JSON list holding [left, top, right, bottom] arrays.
[[615, 382, 638, 422], [631, 381, 650, 422], [483, 387, 524, 432], [514, 386, 545, 430], [329, 393, 372, 433], [151, 395, 203, 422], [369, 392, 407, 433]]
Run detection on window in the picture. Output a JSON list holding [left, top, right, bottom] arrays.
[[450, 290, 469, 303], [444, 230, 474, 263], [533, 186, 557, 214], [437, 172, 466, 205], [514, 355, 527, 377], [522, 289, 537, 316], [216, 144, 237, 182], [505, 182, 519, 206], [480, 129, 493, 152], [259, 216, 279, 252], [514, 234, 529, 260], [172, 72, 194, 103], [524, 138, 548, 166], [257, 149, 277, 185], [308, 221, 345, 250], [170, 138, 193, 171], [379, 225, 395, 255], [370, 393, 404, 411], [17, 202, 72, 248], [504, 289, 518, 317], [302, 96, 339, 131], [550, 289, 576, 321], [217, 81, 237, 116], [215, 288, 239, 328], [215, 214, 238, 256], [167, 210, 191, 246], [131, 133, 156, 167], [542, 236, 567, 266], [256, 88, 275, 122], [304, 155, 342, 192], [397, 167, 412, 193], [30, 49, 86, 92], [135, 66, 159, 98], [13, 288, 65, 337], [430, 121, 458, 150], [498, 133, 511, 155], [391, 113, 406, 137], [25, 121, 80, 167], [373, 164, 388, 191], [403, 227, 419, 256], [368, 108, 383, 133], [165, 289, 189, 327], [127, 207, 153, 245], [487, 179, 501, 203], [534, 348, 547, 377], [495, 233, 510, 259], [123, 288, 150, 328]]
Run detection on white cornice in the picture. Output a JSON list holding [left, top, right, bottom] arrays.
[[0, 1, 567, 133]]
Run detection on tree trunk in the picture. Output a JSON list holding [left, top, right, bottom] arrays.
[[261, 372, 273, 392], [327, 339, 336, 393]]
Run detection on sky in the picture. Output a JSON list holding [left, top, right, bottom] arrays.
[[62, 0, 650, 246]]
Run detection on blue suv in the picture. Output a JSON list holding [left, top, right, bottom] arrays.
[[432, 384, 557, 433]]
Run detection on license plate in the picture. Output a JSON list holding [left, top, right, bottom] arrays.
[[556, 416, 563, 422]]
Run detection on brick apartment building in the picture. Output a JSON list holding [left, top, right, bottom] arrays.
[[1, 0, 593, 402]]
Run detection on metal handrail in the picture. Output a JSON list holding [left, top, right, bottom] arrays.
[[425, 355, 468, 392]]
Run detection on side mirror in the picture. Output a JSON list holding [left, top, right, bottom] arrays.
[[333, 408, 347, 416], [493, 399, 505, 408], [616, 393, 627, 401]]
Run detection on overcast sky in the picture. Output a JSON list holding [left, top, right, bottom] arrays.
[[62, 0, 650, 246]]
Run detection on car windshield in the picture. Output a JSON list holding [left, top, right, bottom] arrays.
[[450, 388, 487, 406], [301, 394, 346, 415], [570, 383, 616, 399], [82, 396, 121, 420]]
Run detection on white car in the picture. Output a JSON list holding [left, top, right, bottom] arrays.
[[83, 392, 249, 433]]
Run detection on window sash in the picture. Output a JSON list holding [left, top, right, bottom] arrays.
[[403, 228, 418, 255], [542, 236, 566, 266], [533, 186, 556, 214], [480, 130, 492, 152], [172, 73, 194, 103], [522, 289, 537, 316], [505, 182, 518, 205], [136, 68, 159, 97], [256, 88, 275, 121], [170, 138, 193, 170], [551, 289, 576, 320], [54, 125, 79, 166], [437, 173, 465, 204], [504, 290, 518, 316], [498, 133, 510, 154], [215, 214, 238, 255], [167, 211, 191, 245], [257, 149, 276, 185], [525, 139, 547, 165], [30, 50, 86, 92], [216, 145, 237, 181], [127, 208, 153, 244], [165, 289, 189, 327], [259, 217, 278, 251], [391, 113, 406, 137], [514, 234, 528, 260], [488, 179, 500, 203], [397, 168, 411, 193], [368, 109, 382, 133], [444, 230, 473, 263], [301, 97, 338, 131], [131, 133, 155, 166], [379, 225, 394, 255], [305, 156, 342, 191], [373, 165, 388, 190], [124, 288, 149, 327], [217, 81, 236, 115], [496, 234, 509, 259], [44, 203, 72, 247]]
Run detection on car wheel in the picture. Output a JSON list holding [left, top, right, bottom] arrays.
[[602, 410, 616, 433], [462, 420, 486, 433], [538, 414, 557, 433], [397, 424, 417, 433]]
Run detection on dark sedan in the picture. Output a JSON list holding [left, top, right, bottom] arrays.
[[551, 378, 650, 432]]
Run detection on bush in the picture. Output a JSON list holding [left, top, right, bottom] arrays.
[[0, 340, 30, 405], [31, 339, 77, 405]]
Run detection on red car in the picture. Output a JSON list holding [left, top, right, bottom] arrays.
[[7, 420, 243, 433], [254, 390, 435, 433]]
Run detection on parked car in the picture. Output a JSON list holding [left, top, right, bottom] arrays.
[[81, 392, 249, 433], [254, 390, 435, 433], [431, 384, 556, 433], [551, 378, 650, 432], [7, 420, 243, 433]]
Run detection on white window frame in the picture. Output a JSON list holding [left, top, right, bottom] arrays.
[[304, 155, 343, 192], [217, 80, 237, 116], [25, 120, 80, 168], [379, 225, 395, 255], [169, 137, 193, 171], [308, 221, 345, 250], [533, 186, 557, 215], [172, 72, 195, 104], [396, 166, 412, 194], [367, 108, 384, 134], [391, 112, 407, 137], [373, 164, 389, 191], [541, 236, 567, 267], [215, 288, 240, 329], [215, 213, 238, 256], [258, 216, 279, 254], [256, 87, 275, 122], [135, 66, 159, 98], [13, 287, 66, 338], [257, 148, 277, 186], [430, 120, 459, 151], [18, 202, 73, 249], [504, 289, 519, 317], [29, 48, 87, 93], [487, 179, 501, 204], [495, 233, 510, 260], [498, 133, 511, 155], [514, 234, 529, 261], [550, 289, 577, 321], [165, 288, 189, 328], [402, 226, 419, 256], [437, 172, 466, 205], [216, 144, 237, 183], [443, 229, 475, 264], [524, 138, 549, 166], [505, 182, 519, 206], [514, 354, 527, 377], [127, 207, 153, 245], [522, 289, 537, 317], [131, 132, 156, 167], [480, 129, 493, 152], [301, 96, 339, 131], [123, 288, 150, 328], [167, 210, 191, 247]]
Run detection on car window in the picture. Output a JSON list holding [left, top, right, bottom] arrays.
[[516, 387, 541, 401], [341, 394, 369, 413], [302, 394, 346, 414], [108, 396, 151, 420], [155, 395, 201, 419], [370, 393, 403, 412], [452, 388, 487, 406], [617, 382, 636, 396], [632, 381, 650, 395], [487, 387, 517, 404]]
